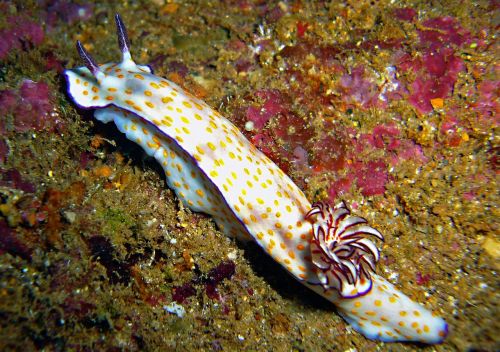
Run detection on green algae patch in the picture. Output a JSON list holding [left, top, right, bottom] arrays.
[[97, 207, 137, 237]]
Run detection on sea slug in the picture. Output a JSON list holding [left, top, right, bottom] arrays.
[[64, 14, 448, 344]]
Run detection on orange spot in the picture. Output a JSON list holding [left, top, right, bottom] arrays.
[[430, 97, 444, 109], [134, 74, 144, 80], [296, 244, 305, 251]]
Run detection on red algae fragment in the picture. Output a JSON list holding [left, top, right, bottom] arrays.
[[296, 21, 309, 38], [0, 219, 33, 260], [0, 168, 36, 193], [207, 261, 236, 285], [172, 283, 197, 303], [415, 272, 432, 286], [172, 261, 235, 303], [87, 235, 131, 285], [393, 7, 417, 22], [0, 138, 9, 164]]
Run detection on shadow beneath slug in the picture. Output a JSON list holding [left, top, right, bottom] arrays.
[[90, 120, 166, 180], [241, 241, 337, 312]]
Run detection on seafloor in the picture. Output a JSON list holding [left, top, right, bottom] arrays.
[[0, 0, 498, 351]]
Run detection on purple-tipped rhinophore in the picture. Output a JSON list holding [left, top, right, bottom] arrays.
[[76, 40, 100, 77], [115, 13, 130, 54]]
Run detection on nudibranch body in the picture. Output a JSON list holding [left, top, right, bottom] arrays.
[[64, 15, 448, 344]]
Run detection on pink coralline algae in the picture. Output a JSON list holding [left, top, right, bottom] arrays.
[[245, 89, 286, 130], [402, 48, 465, 114], [45, 1, 94, 27], [359, 124, 428, 165], [397, 16, 471, 114], [0, 16, 44, 60], [472, 80, 500, 126], [338, 66, 385, 109], [417, 17, 471, 49], [325, 123, 428, 199], [327, 159, 388, 199], [0, 80, 62, 133]]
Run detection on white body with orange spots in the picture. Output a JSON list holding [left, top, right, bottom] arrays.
[[64, 15, 447, 344], [307, 275, 447, 343]]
